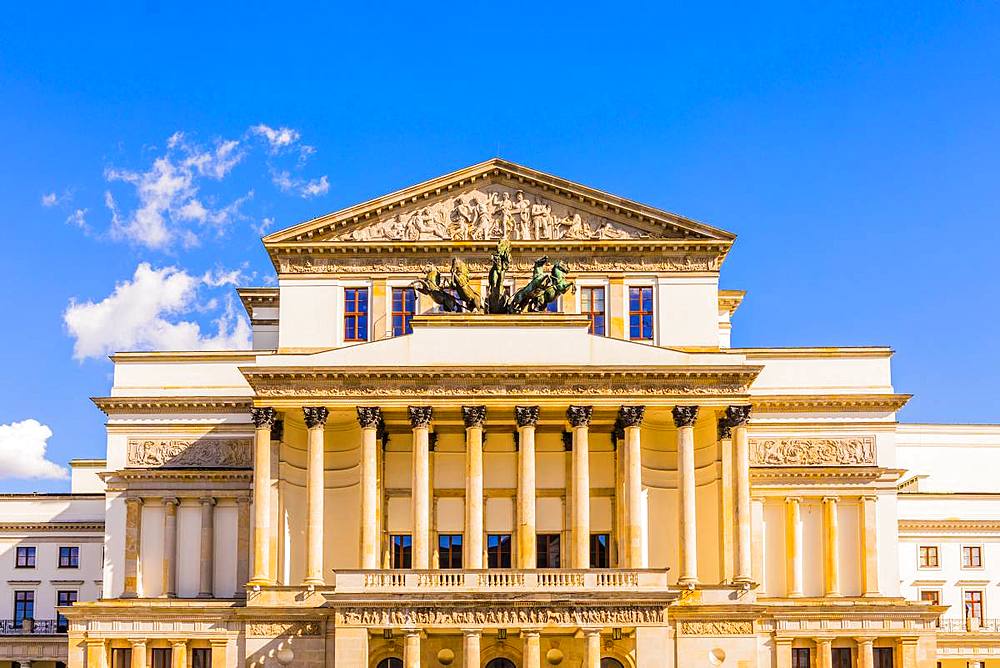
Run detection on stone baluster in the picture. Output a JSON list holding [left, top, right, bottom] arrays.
[[673, 405, 700, 585], [463, 406, 487, 569], [409, 406, 434, 569], [567, 405, 593, 568], [303, 406, 329, 585], [727, 405, 753, 584], [516, 406, 540, 569], [250, 406, 278, 585], [357, 407, 383, 569]]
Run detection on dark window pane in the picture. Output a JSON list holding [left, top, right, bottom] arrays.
[[16, 546, 36, 568], [537, 534, 561, 568], [874, 647, 894, 668], [832, 648, 852, 668], [111, 649, 133, 668], [792, 649, 811, 668], [151, 649, 172, 668], [392, 535, 412, 569], [487, 534, 512, 568], [590, 534, 610, 568], [191, 648, 212, 668]]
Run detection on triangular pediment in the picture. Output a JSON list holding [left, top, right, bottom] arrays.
[[263, 159, 734, 245]]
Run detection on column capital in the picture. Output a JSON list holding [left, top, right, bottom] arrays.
[[461, 628, 483, 637], [617, 405, 645, 428], [815, 637, 832, 646], [462, 405, 487, 428], [251, 407, 278, 429], [725, 405, 752, 427], [236, 495, 251, 506], [127, 638, 148, 646], [402, 627, 422, 637], [199, 496, 216, 507], [356, 406, 383, 429], [303, 406, 329, 429], [408, 405, 433, 428], [566, 405, 593, 427], [822, 495, 839, 504], [853, 636, 875, 645], [125, 496, 143, 507], [580, 627, 603, 636], [860, 494, 878, 502], [521, 627, 542, 637], [163, 496, 179, 508], [515, 405, 540, 427], [672, 405, 699, 428], [208, 638, 230, 647], [170, 639, 188, 648], [717, 417, 733, 440], [784, 496, 802, 504]]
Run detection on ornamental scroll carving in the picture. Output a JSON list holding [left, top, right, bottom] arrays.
[[749, 437, 876, 466], [334, 186, 650, 243], [126, 439, 252, 468], [246, 621, 322, 637], [679, 621, 754, 635], [338, 605, 665, 627]]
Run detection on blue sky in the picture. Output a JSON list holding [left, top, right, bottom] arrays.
[[1, 3, 998, 491]]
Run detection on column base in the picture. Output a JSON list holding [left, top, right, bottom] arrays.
[[120, 592, 138, 599], [196, 592, 213, 598], [678, 577, 699, 587], [302, 577, 325, 586], [247, 577, 274, 587]]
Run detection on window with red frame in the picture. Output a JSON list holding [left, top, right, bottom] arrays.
[[344, 288, 369, 342], [629, 286, 654, 340], [391, 287, 417, 336], [581, 286, 606, 335]]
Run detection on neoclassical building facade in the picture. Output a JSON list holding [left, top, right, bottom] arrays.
[[52, 159, 953, 667]]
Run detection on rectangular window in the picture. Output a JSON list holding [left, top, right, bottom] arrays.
[[965, 590, 985, 625], [56, 590, 77, 632], [581, 286, 606, 335], [874, 647, 894, 668], [628, 286, 654, 340], [344, 287, 369, 342], [391, 287, 417, 336], [545, 298, 560, 313], [391, 534, 412, 569], [963, 545, 983, 568], [13, 590, 34, 625], [58, 546, 79, 568], [191, 648, 212, 668], [920, 590, 941, 626], [487, 534, 512, 569], [918, 545, 939, 568], [15, 546, 35, 568], [111, 649, 133, 668], [832, 648, 852, 668], [792, 648, 811, 668], [590, 533, 611, 568], [536, 533, 561, 569], [151, 648, 172, 668], [438, 534, 463, 569]]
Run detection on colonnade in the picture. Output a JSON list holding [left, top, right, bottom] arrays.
[[248, 403, 755, 585], [390, 627, 605, 668], [121, 493, 249, 599], [80, 637, 230, 668], [774, 636, 915, 668]]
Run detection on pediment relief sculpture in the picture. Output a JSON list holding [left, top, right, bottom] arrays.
[[335, 185, 651, 243]]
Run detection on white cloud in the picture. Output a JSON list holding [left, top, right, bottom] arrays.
[[253, 217, 275, 236], [66, 208, 89, 231], [250, 124, 301, 153], [41, 192, 59, 207], [64, 263, 251, 361], [271, 169, 330, 199], [104, 133, 248, 250], [300, 175, 330, 198], [0, 419, 68, 480]]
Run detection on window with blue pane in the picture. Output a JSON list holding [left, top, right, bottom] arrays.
[[392, 287, 416, 336], [13, 590, 33, 625], [545, 298, 559, 312], [439, 534, 463, 569], [628, 286, 654, 340], [344, 288, 369, 342], [581, 286, 606, 335]]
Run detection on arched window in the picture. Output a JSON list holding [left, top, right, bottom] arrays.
[[600, 659, 625, 668], [485, 659, 516, 668], [377, 659, 403, 668]]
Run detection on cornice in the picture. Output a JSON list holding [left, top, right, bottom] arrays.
[[104, 469, 253, 483], [899, 519, 1000, 534], [750, 467, 901, 484], [751, 394, 911, 413], [239, 364, 762, 407], [0, 521, 104, 533], [718, 290, 745, 316], [109, 351, 261, 363], [92, 396, 254, 415], [729, 347, 894, 359]]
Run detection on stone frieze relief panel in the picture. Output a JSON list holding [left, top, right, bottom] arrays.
[[678, 621, 755, 636], [126, 438, 253, 469], [246, 621, 322, 638], [337, 605, 665, 627], [749, 437, 876, 466], [334, 185, 654, 243]]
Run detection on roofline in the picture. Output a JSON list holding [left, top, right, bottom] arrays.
[[263, 158, 736, 244], [109, 350, 264, 363], [0, 493, 104, 499], [726, 346, 894, 359]]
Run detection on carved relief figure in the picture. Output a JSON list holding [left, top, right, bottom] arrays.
[[470, 197, 493, 240], [531, 200, 553, 239], [490, 191, 515, 239], [449, 198, 473, 240], [514, 190, 532, 240]]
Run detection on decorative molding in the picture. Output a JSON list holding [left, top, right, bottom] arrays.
[[514, 406, 540, 428], [679, 621, 754, 636], [899, 519, 1000, 534], [672, 405, 699, 428], [725, 405, 752, 427], [337, 605, 665, 627], [617, 405, 645, 429], [246, 621, 322, 637], [240, 366, 760, 402], [250, 407, 278, 429], [92, 396, 253, 415], [749, 436, 876, 466], [751, 394, 911, 413], [408, 406, 434, 428], [0, 522, 104, 533], [356, 406, 383, 429], [461, 405, 487, 428], [126, 438, 252, 468], [303, 406, 329, 429]]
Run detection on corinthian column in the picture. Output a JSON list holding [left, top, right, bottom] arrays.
[[462, 406, 486, 569], [673, 405, 699, 585], [122, 497, 142, 598], [619, 406, 646, 568], [409, 406, 433, 569], [303, 406, 329, 585], [357, 407, 382, 569], [727, 405, 753, 584], [162, 497, 179, 597], [250, 407, 277, 585], [515, 406, 540, 569], [567, 405, 593, 568]]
